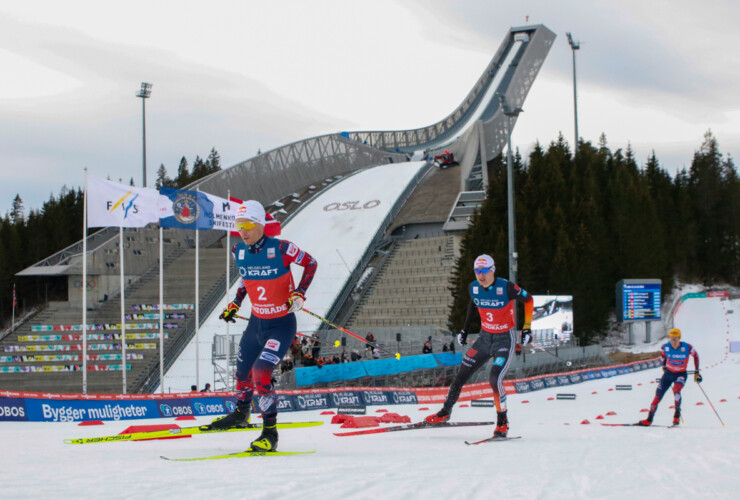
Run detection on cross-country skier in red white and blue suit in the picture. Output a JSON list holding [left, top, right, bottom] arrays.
[[205, 200, 317, 452], [639, 328, 701, 426]]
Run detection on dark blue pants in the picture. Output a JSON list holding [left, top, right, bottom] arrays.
[[650, 369, 686, 416], [235, 313, 296, 418]]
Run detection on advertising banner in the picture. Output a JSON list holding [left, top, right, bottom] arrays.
[[25, 399, 158, 422], [362, 390, 390, 406], [0, 397, 27, 421]]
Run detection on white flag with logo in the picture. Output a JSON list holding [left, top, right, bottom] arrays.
[[87, 176, 168, 228], [202, 192, 238, 231]]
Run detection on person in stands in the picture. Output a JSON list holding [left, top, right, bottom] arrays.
[[425, 254, 533, 439], [639, 328, 701, 426], [205, 200, 317, 452]]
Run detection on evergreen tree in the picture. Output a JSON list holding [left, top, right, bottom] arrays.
[[155, 163, 174, 189], [10, 194, 24, 224], [191, 155, 208, 181], [687, 131, 725, 282], [175, 157, 190, 187], [206, 147, 221, 173]]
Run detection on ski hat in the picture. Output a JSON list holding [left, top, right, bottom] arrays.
[[235, 200, 266, 226], [473, 254, 495, 271], [668, 328, 681, 338]]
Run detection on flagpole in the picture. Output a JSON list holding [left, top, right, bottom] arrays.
[[225, 190, 232, 390], [82, 168, 88, 394], [11, 284, 16, 332], [195, 218, 200, 390], [159, 225, 164, 393], [120, 225, 127, 394]]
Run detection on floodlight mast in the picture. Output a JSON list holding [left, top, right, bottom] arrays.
[[136, 82, 153, 187], [566, 33, 580, 157], [501, 96, 523, 284]]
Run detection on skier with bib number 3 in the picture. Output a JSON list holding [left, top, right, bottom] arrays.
[[425, 254, 533, 438], [204, 200, 317, 452]]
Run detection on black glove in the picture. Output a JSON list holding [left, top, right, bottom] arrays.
[[694, 372, 703, 383], [457, 330, 468, 346], [219, 302, 239, 323], [521, 328, 533, 346]]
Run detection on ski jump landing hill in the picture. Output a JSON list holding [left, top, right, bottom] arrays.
[[8, 25, 556, 394]]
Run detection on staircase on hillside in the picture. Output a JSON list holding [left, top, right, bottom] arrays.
[[347, 235, 456, 329]]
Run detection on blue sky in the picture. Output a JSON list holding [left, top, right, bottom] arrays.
[[1, 0, 739, 213]]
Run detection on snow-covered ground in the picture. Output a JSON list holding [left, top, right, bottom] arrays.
[[1, 295, 738, 499]]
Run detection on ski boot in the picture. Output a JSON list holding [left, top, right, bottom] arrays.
[[204, 402, 251, 430], [424, 407, 451, 425], [672, 408, 681, 426], [249, 418, 278, 452], [638, 411, 654, 426], [493, 411, 508, 438]]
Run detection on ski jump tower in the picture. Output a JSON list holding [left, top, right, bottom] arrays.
[[346, 24, 556, 230]]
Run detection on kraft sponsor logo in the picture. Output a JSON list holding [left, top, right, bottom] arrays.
[[332, 393, 362, 406], [514, 382, 531, 393], [474, 298, 506, 307], [362, 392, 388, 404], [296, 395, 328, 410], [544, 377, 558, 387], [391, 392, 417, 404], [192, 402, 225, 415]]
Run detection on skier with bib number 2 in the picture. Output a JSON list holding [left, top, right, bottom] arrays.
[[204, 200, 317, 452]]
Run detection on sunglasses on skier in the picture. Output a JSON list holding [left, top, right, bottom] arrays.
[[236, 221, 257, 231], [474, 267, 493, 275]]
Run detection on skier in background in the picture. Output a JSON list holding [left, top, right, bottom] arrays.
[[639, 328, 701, 426], [204, 200, 317, 452], [425, 254, 533, 438]]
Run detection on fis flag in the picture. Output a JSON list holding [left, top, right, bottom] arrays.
[[87, 176, 167, 228], [159, 187, 215, 230]]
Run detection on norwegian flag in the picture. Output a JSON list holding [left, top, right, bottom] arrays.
[[12, 284, 17, 309]]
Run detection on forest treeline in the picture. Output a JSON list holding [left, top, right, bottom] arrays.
[[0, 149, 221, 327], [448, 131, 740, 344]]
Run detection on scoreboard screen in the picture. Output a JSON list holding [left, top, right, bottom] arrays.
[[616, 279, 661, 322]]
